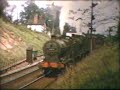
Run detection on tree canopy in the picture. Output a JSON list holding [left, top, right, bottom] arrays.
[[0, 0, 8, 17], [20, 2, 60, 35], [20, 2, 44, 24]]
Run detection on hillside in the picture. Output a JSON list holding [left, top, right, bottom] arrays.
[[49, 44, 119, 89], [0, 19, 49, 69]]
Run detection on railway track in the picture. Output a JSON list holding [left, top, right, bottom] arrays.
[[19, 70, 52, 89], [0, 54, 58, 89], [19, 70, 58, 89], [0, 61, 41, 84], [1, 69, 43, 89], [0, 55, 44, 88], [1, 69, 57, 89]]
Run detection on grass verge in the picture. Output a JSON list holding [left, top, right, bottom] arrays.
[[49, 44, 119, 89], [0, 19, 49, 69]]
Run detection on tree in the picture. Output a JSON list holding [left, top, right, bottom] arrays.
[[75, 1, 119, 51], [20, 2, 43, 24], [75, 1, 119, 33], [4, 5, 16, 22], [0, 0, 8, 17]]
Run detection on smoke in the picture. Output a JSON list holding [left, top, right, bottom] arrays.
[[55, 0, 119, 35], [54, 1, 91, 34], [59, 1, 72, 34]]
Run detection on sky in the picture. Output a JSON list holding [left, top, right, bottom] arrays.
[[6, 0, 119, 35]]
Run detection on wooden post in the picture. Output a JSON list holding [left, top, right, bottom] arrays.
[[26, 47, 33, 63], [90, 0, 93, 52]]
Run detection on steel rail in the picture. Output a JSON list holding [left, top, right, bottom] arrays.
[[0, 63, 40, 84], [19, 70, 52, 89]]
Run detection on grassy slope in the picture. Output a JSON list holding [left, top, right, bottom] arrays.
[[50, 44, 119, 89], [0, 19, 49, 68]]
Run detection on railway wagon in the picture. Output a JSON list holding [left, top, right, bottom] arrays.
[[38, 34, 90, 73]]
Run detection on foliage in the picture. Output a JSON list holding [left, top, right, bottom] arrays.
[[75, 1, 119, 35], [0, 0, 8, 17], [104, 25, 119, 44], [19, 2, 60, 35], [0, 19, 49, 69], [49, 44, 119, 89], [20, 2, 44, 24]]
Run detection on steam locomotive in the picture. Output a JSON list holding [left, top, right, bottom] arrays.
[[38, 33, 90, 73]]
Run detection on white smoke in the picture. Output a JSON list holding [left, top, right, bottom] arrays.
[[58, 1, 72, 34], [54, 1, 91, 34]]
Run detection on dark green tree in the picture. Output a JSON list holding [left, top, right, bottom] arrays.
[[20, 2, 44, 24]]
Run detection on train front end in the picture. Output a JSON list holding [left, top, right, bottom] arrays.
[[38, 35, 69, 73]]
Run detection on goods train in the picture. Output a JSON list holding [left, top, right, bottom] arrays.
[[38, 33, 91, 73]]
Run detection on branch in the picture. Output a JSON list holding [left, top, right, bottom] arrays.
[[94, 16, 119, 24]]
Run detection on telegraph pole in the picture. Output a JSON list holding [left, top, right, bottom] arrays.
[[90, 0, 98, 52], [90, 0, 93, 52]]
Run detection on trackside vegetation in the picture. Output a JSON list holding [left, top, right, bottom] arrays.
[[0, 18, 49, 69], [49, 44, 119, 89]]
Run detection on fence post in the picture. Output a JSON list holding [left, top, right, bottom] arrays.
[[26, 47, 33, 63]]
